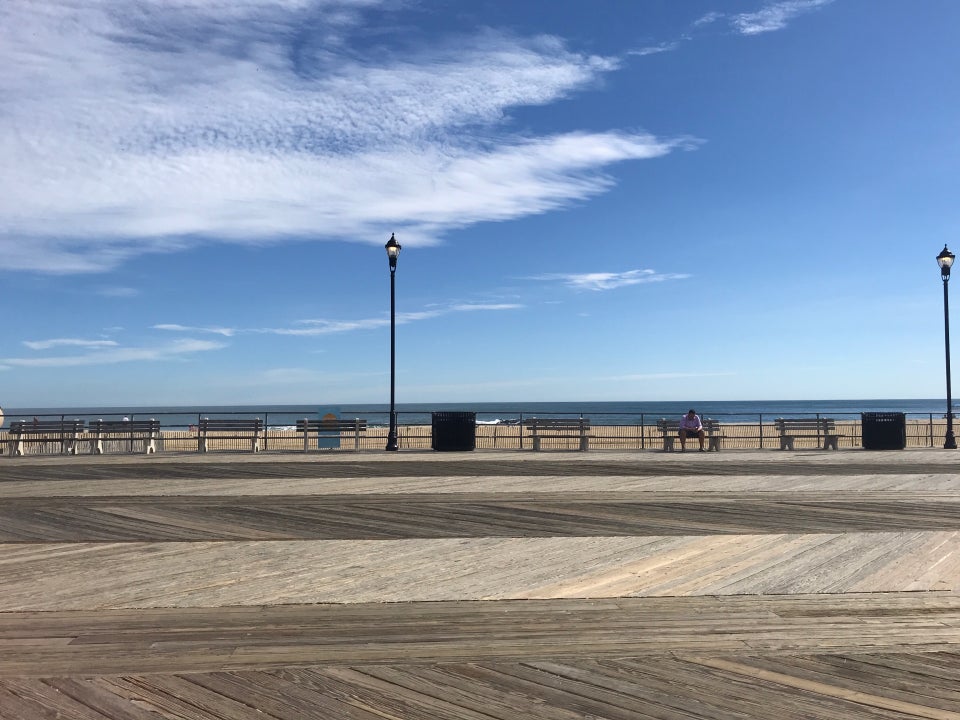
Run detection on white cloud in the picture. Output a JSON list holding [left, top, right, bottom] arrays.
[[628, 42, 678, 57], [0, 1, 687, 273], [449, 303, 524, 312], [732, 0, 833, 35], [2, 339, 225, 368], [272, 303, 524, 335], [694, 12, 725, 27], [22, 338, 120, 350], [154, 302, 524, 338], [530, 269, 689, 291], [269, 318, 394, 336], [152, 324, 236, 337]]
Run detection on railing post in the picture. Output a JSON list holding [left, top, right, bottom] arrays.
[[759, 413, 763, 450]]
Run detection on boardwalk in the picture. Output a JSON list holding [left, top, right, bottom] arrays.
[[2, 449, 960, 718]]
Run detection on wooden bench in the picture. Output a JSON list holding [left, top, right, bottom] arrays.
[[89, 419, 161, 455], [524, 418, 591, 451], [775, 418, 842, 450], [8, 419, 85, 456], [197, 418, 264, 453], [296, 418, 368, 451], [656, 418, 724, 452]]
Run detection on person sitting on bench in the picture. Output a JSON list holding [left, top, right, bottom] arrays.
[[679, 409, 705, 451]]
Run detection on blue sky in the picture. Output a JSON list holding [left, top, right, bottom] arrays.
[[2, 0, 958, 407]]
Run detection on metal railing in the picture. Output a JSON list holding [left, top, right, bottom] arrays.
[[0, 408, 947, 454]]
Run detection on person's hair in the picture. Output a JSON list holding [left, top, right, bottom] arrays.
[[687, 409, 696, 414]]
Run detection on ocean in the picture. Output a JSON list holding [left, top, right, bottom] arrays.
[[1, 400, 950, 429]]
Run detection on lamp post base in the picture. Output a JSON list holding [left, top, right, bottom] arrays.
[[386, 412, 399, 451], [946, 430, 957, 450]]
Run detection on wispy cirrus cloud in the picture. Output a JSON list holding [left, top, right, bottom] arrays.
[[152, 324, 236, 337], [22, 338, 119, 351], [732, 0, 834, 35], [449, 303, 523, 312], [3, 339, 225, 368], [153, 302, 524, 338], [529, 269, 689, 291], [628, 42, 678, 57], [631, 2, 832, 68], [0, 1, 688, 274], [694, 12, 725, 27], [279, 303, 524, 335]]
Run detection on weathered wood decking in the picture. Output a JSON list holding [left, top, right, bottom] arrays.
[[2, 450, 960, 718]]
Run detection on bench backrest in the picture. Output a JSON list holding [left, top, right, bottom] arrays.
[[774, 418, 836, 433], [89, 420, 160, 433], [9, 420, 84, 434], [296, 418, 368, 432], [657, 418, 721, 434], [523, 418, 590, 430], [198, 418, 263, 432]]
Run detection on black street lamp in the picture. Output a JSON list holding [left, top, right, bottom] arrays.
[[938, 244, 957, 449], [385, 233, 401, 451]]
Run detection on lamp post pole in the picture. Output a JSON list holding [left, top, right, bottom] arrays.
[[938, 245, 957, 449], [385, 233, 401, 452]]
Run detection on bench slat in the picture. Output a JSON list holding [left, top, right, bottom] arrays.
[[90, 421, 160, 432], [199, 420, 263, 431], [10, 421, 85, 433], [296, 420, 368, 430], [775, 420, 837, 427], [656, 419, 721, 431], [524, 418, 590, 427]]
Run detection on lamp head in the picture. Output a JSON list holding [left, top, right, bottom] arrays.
[[385, 233, 401, 270], [939, 245, 955, 281]]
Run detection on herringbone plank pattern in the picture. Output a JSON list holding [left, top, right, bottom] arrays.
[[2, 451, 960, 718]]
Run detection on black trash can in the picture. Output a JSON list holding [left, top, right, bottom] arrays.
[[861, 412, 906, 450], [431, 411, 476, 451]]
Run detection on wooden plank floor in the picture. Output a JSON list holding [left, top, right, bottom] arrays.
[[2, 450, 960, 718], [3, 493, 960, 541]]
